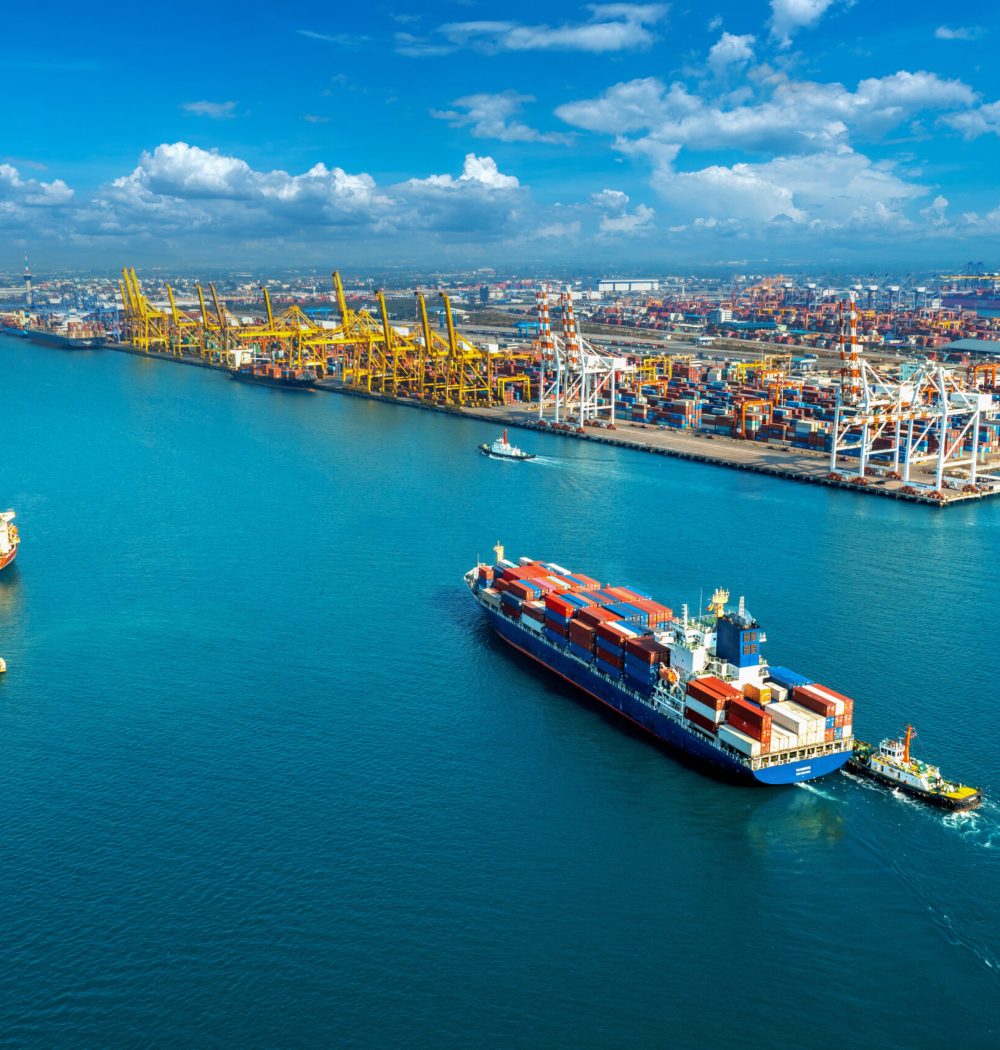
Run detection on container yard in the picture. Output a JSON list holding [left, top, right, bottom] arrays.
[[4, 266, 999, 506]]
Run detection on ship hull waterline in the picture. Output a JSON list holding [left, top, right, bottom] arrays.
[[483, 607, 850, 786], [0, 546, 16, 572]]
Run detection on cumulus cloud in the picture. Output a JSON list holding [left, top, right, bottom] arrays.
[[432, 92, 572, 144], [707, 32, 756, 76], [64, 143, 524, 249], [769, 0, 839, 48], [941, 100, 1000, 138], [0, 163, 74, 206], [558, 71, 975, 154], [181, 100, 237, 119], [935, 26, 986, 42], [591, 187, 656, 234], [652, 149, 925, 228], [401, 4, 667, 56]]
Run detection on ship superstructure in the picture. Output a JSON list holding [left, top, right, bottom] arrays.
[[467, 547, 855, 785]]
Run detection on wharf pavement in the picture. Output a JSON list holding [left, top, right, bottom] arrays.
[[105, 342, 997, 508]]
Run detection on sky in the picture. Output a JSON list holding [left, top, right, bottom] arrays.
[[2, 0, 1000, 271]]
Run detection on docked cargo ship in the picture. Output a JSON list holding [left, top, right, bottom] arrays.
[[849, 727, 981, 810], [467, 547, 855, 785], [229, 359, 317, 390], [0, 511, 20, 572]]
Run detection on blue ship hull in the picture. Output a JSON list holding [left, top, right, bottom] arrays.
[[483, 607, 850, 786]]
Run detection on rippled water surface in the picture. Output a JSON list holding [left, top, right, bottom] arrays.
[[2, 338, 999, 1047]]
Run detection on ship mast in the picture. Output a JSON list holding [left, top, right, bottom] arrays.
[[904, 724, 915, 764]]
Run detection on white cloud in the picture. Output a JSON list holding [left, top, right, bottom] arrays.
[[181, 100, 237, 119], [406, 4, 667, 56], [590, 187, 655, 235], [651, 149, 925, 228], [536, 220, 582, 238], [0, 163, 74, 207], [935, 26, 986, 42], [941, 100, 1000, 138], [769, 0, 838, 48], [707, 32, 756, 76], [432, 92, 572, 144], [74, 143, 522, 247], [297, 30, 370, 49], [558, 71, 975, 154], [303, 114, 330, 124]]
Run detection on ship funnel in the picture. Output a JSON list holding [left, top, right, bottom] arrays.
[[738, 596, 746, 620], [492, 541, 505, 564]]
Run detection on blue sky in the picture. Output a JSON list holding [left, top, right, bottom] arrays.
[[2, 0, 1000, 270]]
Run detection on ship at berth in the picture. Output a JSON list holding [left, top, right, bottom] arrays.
[[466, 545, 855, 785]]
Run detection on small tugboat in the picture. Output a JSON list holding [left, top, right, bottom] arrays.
[[0, 511, 20, 572], [479, 429, 536, 461], [848, 726, 981, 811], [229, 358, 317, 391]]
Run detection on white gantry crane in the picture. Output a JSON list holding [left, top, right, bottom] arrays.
[[535, 285, 633, 426], [829, 299, 998, 490]]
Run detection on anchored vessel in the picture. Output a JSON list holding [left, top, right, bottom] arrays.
[[0, 511, 20, 572], [229, 359, 317, 391], [479, 430, 536, 461], [849, 726, 981, 810], [467, 546, 855, 785]]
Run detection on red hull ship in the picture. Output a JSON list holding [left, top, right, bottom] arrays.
[[1, 511, 19, 571]]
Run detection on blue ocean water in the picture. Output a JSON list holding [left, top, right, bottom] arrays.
[[1, 337, 999, 1048]]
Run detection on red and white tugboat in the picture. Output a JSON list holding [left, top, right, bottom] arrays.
[[479, 429, 536, 461]]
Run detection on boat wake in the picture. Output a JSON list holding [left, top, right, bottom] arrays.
[[942, 797, 1000, 850], [793, 781, 840, 802]]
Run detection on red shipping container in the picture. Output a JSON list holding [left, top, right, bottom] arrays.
[[807, 681, 856, 709], [577, 607, 619, 628], [834, 715, 845, 729], [728, 695, 771, 728], [684, 707, 719, 735], [544, 594, 576, 618], [597, 622, 636, 645], [792, 685, 837, 718], [544, 617, 569, 636], [824, 728, 836, 743], [571, 574, 601, 591]]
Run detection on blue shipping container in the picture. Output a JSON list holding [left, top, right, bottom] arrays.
[[596, 657, 622, 678], [767, 665, 813, 690], [543, 627, 566, 647], [568, 641, 593, 662]]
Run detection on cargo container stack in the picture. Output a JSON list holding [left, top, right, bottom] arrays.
[[468, 554, 856, 785]]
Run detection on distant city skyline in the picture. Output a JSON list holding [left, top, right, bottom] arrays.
[[2, 0, 999, 268]]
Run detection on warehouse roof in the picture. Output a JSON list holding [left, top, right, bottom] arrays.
[[940, 338, 1000, 354]]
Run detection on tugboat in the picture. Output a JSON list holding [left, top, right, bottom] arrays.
[[479, 429, 536, 461], [0, 511, 20, 572], [229, 358, 317, 391], [848, 726, 981, 810]]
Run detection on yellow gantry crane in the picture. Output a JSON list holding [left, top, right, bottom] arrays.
[[118, 268, 169, 353]]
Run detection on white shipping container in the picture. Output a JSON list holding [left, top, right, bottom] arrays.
[[521, 616, 543, 634], [480, 588, 501, 608], [768, 702, 808, 733], [684, 697, 726, 724], [718, 724, 761, 757], [766, 682, 789, 702]]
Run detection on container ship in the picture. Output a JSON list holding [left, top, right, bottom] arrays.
[[229, 359, 317, 390], [0, 511, 20, 572], [466, 547, 855, 785]]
